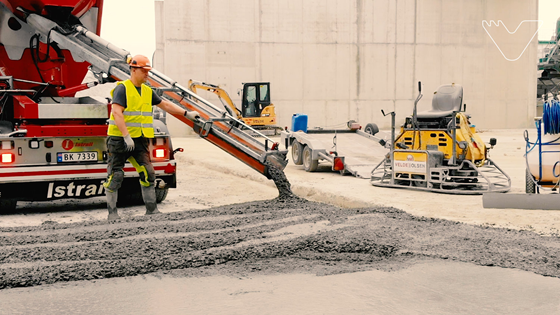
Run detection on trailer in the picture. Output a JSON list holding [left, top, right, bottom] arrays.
[[280, 121, 389, 178]]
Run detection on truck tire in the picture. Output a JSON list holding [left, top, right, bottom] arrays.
[[364, 123, 379, 136], [0, 199, 17, 213], [525, 169, 536, 194], [303, 145, 318, 172], [117, 190, 142, 206], [292, 141, 304, 165], [156, 188, 168, 203], [118, 187, 169, 206]]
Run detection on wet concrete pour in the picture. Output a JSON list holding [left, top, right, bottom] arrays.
[[1, 163, 560, 290], [1, 195, 560, 290]]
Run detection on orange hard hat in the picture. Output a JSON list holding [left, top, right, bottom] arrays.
[[128, 55, 152, 70]]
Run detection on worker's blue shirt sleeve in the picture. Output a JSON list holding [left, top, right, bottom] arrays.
[[112, 84, 162, 107]]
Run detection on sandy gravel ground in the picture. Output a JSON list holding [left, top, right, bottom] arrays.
[[173, 129, 560, 236], [3, 129, 554, 234]]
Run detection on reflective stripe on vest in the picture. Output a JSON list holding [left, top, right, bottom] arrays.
[[108, 80, 155, 138]]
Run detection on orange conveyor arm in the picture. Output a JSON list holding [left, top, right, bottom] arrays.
[[22, 11, 288, 179]]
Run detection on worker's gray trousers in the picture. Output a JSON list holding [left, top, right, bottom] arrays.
[[104, 136, 159, 216], [104, 136, 156, 192]]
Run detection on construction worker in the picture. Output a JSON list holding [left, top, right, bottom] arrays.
[[104, 54, 199, 221]]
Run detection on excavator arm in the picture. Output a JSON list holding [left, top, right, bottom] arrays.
[[17, 9, 288, 179], [187, 80, 243, 120]]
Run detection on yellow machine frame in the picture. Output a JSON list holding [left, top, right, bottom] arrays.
[[371, 82, 510, 194], [395, 113, 486, 165]]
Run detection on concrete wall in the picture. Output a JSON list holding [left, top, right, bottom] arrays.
[[155, 0, 538, 136]]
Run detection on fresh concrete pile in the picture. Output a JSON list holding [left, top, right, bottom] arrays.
[[2, 196, 560, 289]]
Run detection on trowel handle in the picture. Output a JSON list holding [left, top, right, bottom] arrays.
[[381, 109, 395, 117], [418, 81, 421, 93]]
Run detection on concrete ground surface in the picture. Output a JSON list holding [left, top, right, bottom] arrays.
[[2, 128, 560, 314]]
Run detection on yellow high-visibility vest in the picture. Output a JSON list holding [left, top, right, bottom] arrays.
[[108, 80, 155, 138]]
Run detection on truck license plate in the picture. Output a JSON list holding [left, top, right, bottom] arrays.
[[57, 151, 98, 162]]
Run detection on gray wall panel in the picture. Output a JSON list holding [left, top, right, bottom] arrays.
[[155, 0, 538, 136]]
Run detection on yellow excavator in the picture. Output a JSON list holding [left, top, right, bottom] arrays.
[[188, 80, 282, 135]]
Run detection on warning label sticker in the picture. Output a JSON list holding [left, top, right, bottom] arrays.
[[394, 153, 427, 174]]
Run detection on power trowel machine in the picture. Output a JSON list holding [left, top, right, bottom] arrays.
[[370, 82, 511, 194]]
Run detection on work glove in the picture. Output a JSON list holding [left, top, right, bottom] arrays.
[[184, 110, 200, 122], [123, 133, 135, 151]]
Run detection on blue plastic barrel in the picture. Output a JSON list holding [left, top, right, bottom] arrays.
[[291, 113, 308, 132]]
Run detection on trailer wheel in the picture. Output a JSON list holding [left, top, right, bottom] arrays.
[[364, 123, 379, 136], [0, 199, 17, 213], [525, 169, 536, 194], [303, 146, 318, 172], [156, 188, 169, 203], [291, 141, 304, 165]]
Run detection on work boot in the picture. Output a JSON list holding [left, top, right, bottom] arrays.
[[141, 185, 161, 215], [106, 190, 120, 221]]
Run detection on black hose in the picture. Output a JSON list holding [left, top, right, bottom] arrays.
[[29, 34, 45, 83]]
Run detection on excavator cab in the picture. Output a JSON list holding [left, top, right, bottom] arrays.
[[188, 80, 281, 135], [241, 82, 270, 118]]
